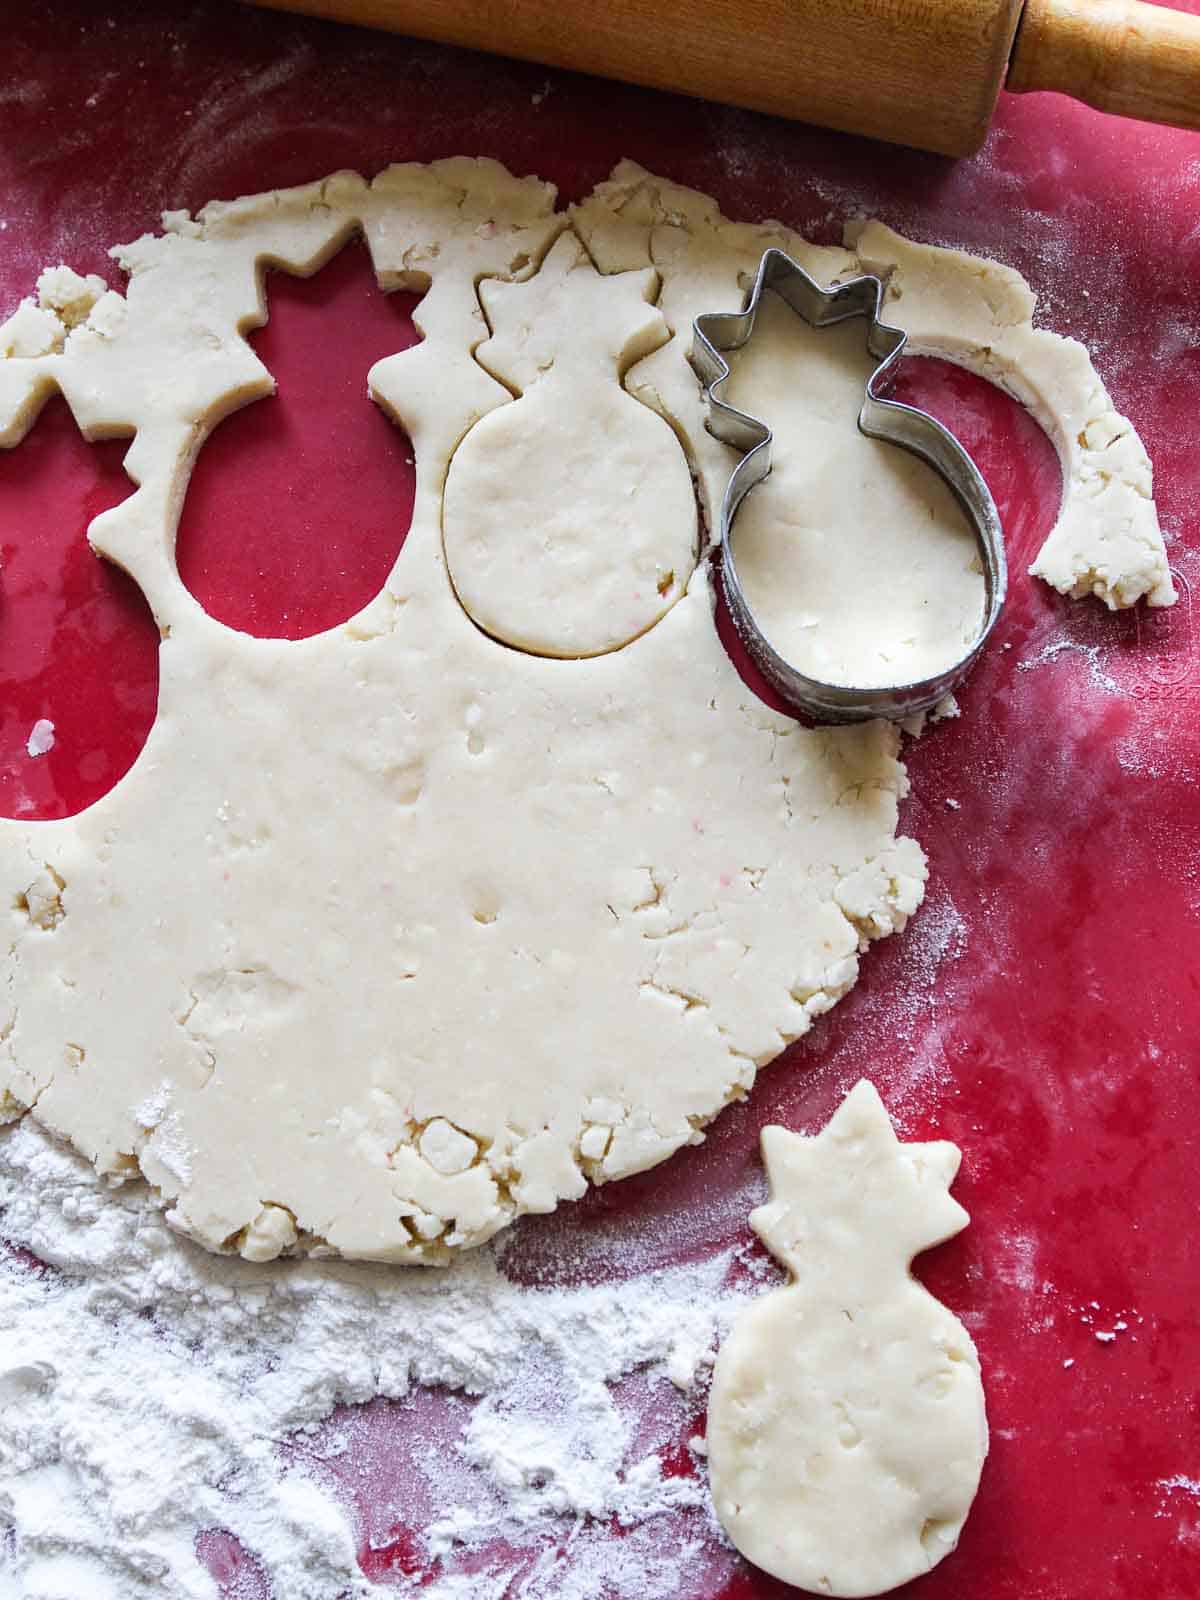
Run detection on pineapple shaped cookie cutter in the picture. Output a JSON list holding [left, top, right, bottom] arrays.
[[692, 250, 1007, 723], [442, 230, 698, 659], [707, 1080, 989, 1596]]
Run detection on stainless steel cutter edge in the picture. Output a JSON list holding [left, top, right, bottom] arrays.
[[690, 248, 1007, 724]]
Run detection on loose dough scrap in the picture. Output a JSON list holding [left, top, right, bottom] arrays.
[[0, 159, 1170, 1265], [706, 1081, 988, 1597]]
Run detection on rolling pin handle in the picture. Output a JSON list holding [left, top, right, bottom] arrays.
[[1008, 0, 1200, 132]]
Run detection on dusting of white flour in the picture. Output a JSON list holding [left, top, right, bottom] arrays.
[[1016, 639, 1120, 696], [1158, 1475, 1200, 1501], [0, 1118, 754, 1599]]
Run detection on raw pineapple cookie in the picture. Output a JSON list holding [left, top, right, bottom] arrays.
[[707, 1081, 988, 1597]]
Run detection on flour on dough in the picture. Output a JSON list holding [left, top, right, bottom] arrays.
[[0, 159, 1170, 1264], [706, 1080, 987, 1597]]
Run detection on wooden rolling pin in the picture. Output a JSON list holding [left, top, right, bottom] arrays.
[[243, 0, 1200, 155]]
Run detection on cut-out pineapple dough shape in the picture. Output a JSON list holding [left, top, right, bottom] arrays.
[[442, 230, 697, 657], [708, 1080, 988, 1597]]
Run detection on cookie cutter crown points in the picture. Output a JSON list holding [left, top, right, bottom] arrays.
[[691, 248, 1007, 724]]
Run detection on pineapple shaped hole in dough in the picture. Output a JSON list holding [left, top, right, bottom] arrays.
[[707, 1080, 989, 1597], [441, 230, 698, 658]]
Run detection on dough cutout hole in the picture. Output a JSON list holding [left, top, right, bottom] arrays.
[[175, 238, 422, 640], [0, 395, 157, 821], [892, 354, 1063, 573], [441, 231, 698, 660]]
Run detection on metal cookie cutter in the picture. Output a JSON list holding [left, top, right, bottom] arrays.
[[691, 248, 1006, 723]]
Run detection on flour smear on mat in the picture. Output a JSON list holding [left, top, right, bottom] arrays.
[[0, 1116, 762, 1600]]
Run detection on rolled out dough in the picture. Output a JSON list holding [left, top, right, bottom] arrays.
[[707, 1081, 988, 1597], [0, 159, 1171, 1262]]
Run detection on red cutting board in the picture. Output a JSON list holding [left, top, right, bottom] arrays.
[[2, 4, 1199, 1596]]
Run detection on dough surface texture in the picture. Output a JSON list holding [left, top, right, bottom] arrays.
[[706, 1080, 988, 1597], [0, 159, 1169, 1263]]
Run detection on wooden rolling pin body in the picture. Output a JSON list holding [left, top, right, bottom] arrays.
[[244, 0, 1200, 155]]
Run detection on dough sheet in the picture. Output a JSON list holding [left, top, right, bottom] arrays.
[[0, 159, 1170, 1261]]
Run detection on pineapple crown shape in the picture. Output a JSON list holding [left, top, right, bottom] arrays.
[[752, 1079, 968, 1282], [473, 230, 669, 394]]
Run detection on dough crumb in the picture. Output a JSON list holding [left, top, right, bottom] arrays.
[[665, 1332, 711, 1391], [37, 264, 107, 329], [26, 719, 55, 758], [0, 298, 64, 358], [931, 693, 960, 721], [240, 1204, 300, 1263]]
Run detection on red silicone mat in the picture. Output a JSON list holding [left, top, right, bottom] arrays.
[[2, 3, 1199, 1596]]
